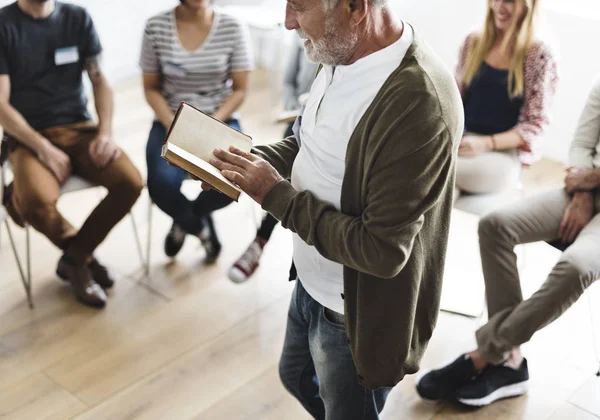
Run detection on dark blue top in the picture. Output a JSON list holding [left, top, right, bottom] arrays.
[[0, 2, 103, 130], [463, 62, 523, 136]]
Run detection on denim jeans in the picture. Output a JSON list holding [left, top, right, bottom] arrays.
[[279, 281, 390, 420], [145, 120, 237, 235]]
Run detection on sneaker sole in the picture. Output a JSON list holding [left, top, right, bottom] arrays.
[[228, 267, 250, 284], [457, 380, 529, 406], [56, 268, 113, 290]]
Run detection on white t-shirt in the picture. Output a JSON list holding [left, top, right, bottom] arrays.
[[291, 24, 414, 314]]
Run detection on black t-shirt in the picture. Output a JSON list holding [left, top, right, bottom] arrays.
[[0, 1, 102, 131]]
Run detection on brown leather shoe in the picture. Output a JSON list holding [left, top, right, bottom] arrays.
[[57, 257, 115, 289], [88, 258, 115, 289], [56, 258, 106, 308]]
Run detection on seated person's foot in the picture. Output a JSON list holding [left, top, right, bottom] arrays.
[[228, 237, 266, 283], [165, 222, 186, 258], [56, 256, 106, 308], [455, 358, 529, 407], [198, 215, 221, 264], [88, 258, 115, 289], [416, 355, 479, 404], [57, 256, 115, 289]]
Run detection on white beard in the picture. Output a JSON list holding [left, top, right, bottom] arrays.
[[297, 15, 358, 66]]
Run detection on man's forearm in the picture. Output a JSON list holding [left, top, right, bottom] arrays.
[[0, 102, 48, 154], [93, 80, 114, 135], [589, 169, 600, 189]]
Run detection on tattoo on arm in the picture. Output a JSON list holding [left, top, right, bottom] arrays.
[[85, 55, 103, 80]]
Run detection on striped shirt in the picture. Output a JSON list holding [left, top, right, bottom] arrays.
[[140, 9, 254, 116]]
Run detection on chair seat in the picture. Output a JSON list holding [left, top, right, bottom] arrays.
[[60, 176, 96, 194]]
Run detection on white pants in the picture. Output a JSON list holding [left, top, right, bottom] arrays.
[[455, 149, 521, 195]]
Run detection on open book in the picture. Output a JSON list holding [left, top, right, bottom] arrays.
[[161, 102, 253, 201]]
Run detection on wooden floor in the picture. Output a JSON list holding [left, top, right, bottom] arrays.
[[1, 70, 599, 419]]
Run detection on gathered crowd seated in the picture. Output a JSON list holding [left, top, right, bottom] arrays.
[[2, 0, 599, 417]]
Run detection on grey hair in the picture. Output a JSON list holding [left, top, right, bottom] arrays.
[[323, 0, 387, 12]]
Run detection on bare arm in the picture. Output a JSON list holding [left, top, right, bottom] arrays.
[[485, 129, 526, 150], [212, 71, 250, 123], [85, 55, 121, 168], [143, 73, 174, 129], [85, 55, 113, 136], [0, 75, 48, 154], [0, 75, 71, 181]]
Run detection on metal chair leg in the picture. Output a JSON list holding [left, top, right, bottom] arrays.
[[5, 221, 33, 309], [146, 201, 152, 276], [588, 292, 599, 376], [129, 211, 147, 276]]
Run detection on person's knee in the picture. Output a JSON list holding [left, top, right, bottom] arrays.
[[478, 211, 510, 241], [19, 194, 54, 226], [146, 173, 180, 205], [111, 169, 143, 206], [557, 254, 598, 289]]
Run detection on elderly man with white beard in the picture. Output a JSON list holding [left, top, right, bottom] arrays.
[[207, 0, 464, 417]]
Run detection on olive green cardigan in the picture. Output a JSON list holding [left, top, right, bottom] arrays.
[[254, 33, 463, 389]]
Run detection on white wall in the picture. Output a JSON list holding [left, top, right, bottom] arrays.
[[3, 0, 600, 162]]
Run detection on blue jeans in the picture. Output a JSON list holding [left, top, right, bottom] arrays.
[[279, 281, 390, 420], [145, 120, 238, 235]]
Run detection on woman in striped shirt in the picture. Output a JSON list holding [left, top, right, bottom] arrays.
[[140, 0, 253, 261]]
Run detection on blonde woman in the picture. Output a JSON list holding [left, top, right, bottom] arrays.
[[455, 0, 558, 197]]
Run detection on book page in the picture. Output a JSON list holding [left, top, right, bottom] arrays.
[[168, 103, 252, 162], [168, 143, 239, 191]]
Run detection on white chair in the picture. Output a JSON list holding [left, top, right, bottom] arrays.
[[0, 145, 148, 308]]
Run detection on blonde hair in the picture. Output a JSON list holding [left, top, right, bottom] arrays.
[[462, 0, 539, 98]]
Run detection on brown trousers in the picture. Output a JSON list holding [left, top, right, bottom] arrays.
[[9, 121, 143, 264]]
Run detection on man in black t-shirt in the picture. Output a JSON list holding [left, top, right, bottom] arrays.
[[0, 0, 143, 308]]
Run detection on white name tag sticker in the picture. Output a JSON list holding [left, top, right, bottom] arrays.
[[163, 62, 187, 77], [55, 46, 80, 66]]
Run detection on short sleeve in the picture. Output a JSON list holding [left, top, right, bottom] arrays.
[[140, 21, 160, 74], [80, 9, 102, 59], [0, 28, 9, 75], [230, 19, 254, 73]]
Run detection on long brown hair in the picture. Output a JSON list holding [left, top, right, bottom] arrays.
[[462, 0, 539, 98]]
